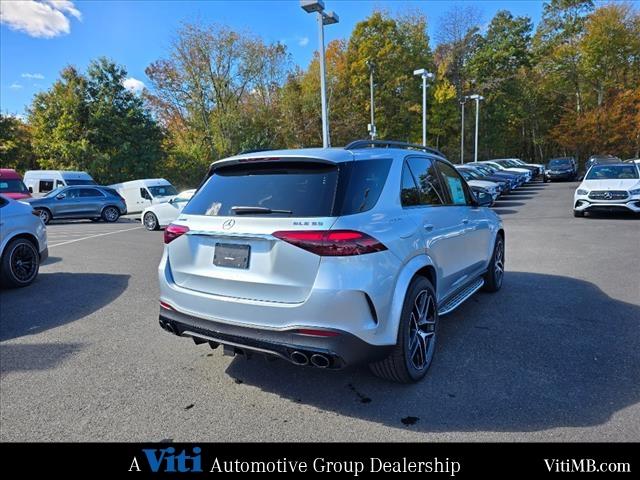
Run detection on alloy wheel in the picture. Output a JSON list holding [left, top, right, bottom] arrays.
[[494, 240, 504, 286], [10, 242, 38, 283], [407, 289, 437, 371], [144, 213, 157, 230]]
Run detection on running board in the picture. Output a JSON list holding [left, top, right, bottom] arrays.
[[438, 277, 484, 316]]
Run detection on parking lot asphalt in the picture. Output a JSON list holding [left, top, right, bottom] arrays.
[[1, 180, 639, 442]]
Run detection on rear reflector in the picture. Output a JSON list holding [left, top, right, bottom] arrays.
[[164, 224, 189, 244], [293, 329, 340, 337], [159, 301, 174, 310], [272, 230, 387, 256]]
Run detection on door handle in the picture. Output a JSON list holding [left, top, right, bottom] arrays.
[[423, 224, 434, 232]]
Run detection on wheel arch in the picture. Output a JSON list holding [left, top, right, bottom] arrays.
[[1, 232, 39, 259], [382, 254, 438, 346]]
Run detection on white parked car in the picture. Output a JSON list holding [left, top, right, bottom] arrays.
[[574, 163, 640, 217], [0, 195, 48, 288], [141, 189, 195, 230]]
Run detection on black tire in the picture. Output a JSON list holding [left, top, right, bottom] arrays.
[[0, 238, 40, 288], [102, 206, 120, 223], [573, 210, 584, 217], [36, 208, 51, 225], [369, 277, 438, 383], [143, 212, 159, 231], [544, 177, 549, 183], [483, 234, 505, 293]]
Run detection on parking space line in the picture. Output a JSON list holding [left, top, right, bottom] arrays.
[[48, 226, 142, 248]]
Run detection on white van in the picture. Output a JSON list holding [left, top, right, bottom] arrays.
[[24, 170, 96, 196], [109, 178, 178, 214]]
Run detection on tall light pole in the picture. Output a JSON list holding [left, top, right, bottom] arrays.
[[460, 96, 469, 164], [469, 94, 484, 162], [413, 68, 434, 146], [366, 60, 377, 140], [301, 0, 339, 148]]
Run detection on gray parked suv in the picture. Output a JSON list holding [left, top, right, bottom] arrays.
[[158, 140, 505, 383], [27, 186, 127, 224]]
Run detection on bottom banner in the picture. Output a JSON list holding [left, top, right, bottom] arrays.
[[1, 442, 636, 476]]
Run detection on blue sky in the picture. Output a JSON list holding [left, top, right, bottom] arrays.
[[0, 0, 552, 116]]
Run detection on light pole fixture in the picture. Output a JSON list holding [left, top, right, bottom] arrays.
[[413, 68, 434, 146], [366, 60, 377, 140], [460, 95, 470, 164], [301, 0, 339, 148], [469, 94, 484, 162]]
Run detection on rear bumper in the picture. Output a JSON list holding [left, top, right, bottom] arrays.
[[39, 246, 48, 263], [158, 305, 392, 369]]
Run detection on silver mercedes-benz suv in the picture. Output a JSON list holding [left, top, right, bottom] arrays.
[[158, 140, 505, 383]]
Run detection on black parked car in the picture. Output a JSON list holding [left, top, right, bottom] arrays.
[[545, 157, 577, 182]]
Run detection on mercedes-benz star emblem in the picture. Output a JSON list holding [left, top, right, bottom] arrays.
[[222, 219, 235, 230], [604, 192, 612, 200]]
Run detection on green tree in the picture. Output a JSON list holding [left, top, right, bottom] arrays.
[[28, 58, 163, 184], [0, 114, 37, 172], [145, 21, 290, 184]]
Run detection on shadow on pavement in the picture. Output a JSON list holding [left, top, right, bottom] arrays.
[[492, 201, 524, 208], [582, 212, 639, 221], [224, 272, 640, 433], [0, 273, 129, 341], [41, 256, 62, 266], [492, 209, 519, 215], [0, 343, 85, 374]]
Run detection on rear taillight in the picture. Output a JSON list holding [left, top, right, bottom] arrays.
[[272, 230, 387, 256], [164, 224, 189, 244]]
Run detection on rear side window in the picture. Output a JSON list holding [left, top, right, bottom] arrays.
[[79, 188, 104, 197], [406, 157, 445, 205], [336, 159, 391, 215], [39, 180, 54, 192], [184, 161, 339, 217], [400, 163, 421, 207]]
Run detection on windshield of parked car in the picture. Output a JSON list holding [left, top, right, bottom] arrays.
[[478, 164, 497, 173], [548, 159, 572, 168], [148, 185, 178, 197], [458, 169, 479, 181], [586, 165, 639, 180], [0, 179, 28, 193], [65, 179, 96, 186]]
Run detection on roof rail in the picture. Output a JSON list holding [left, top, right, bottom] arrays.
[[344, 139, 445, 158]]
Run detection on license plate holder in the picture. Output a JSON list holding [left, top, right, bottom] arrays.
[[213, 243, 250, 269]]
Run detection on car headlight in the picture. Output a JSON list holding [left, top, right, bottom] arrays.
[[576, 189, 589, 195], [629, 188, 640, 196]]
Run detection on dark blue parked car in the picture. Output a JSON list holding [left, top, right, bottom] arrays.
[[27, 186, 127, 224]]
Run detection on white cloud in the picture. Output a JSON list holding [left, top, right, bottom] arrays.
[[122, 77, 145, 94], [10, 83, 23, 89], [0, 1, 81, 38], [21, 72, 45, 80], [298, 36, 310, 47]]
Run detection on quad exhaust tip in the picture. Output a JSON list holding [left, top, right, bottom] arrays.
[[310, 354, 330, 368], [290, 351, 309, 366]]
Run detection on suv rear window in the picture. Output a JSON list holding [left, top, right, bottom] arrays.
[[184, 159, 391, 218]]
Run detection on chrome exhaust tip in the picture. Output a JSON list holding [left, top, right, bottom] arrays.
[[290, 351, 309, 366], [310, 354, 330, 368]]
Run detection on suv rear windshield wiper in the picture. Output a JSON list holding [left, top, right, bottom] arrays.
[[231, 206, 293, 215]]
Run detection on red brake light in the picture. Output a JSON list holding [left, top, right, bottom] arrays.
[[164, 224, 189, 244], [272, 230, 387, 256], [159, 301, 174, 310], [293, 328, 340, 337]]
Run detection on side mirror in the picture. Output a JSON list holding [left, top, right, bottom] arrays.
[[28, 186, 33, 193], [56, 193, 66, 200], [475, 191, 493, 207]]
